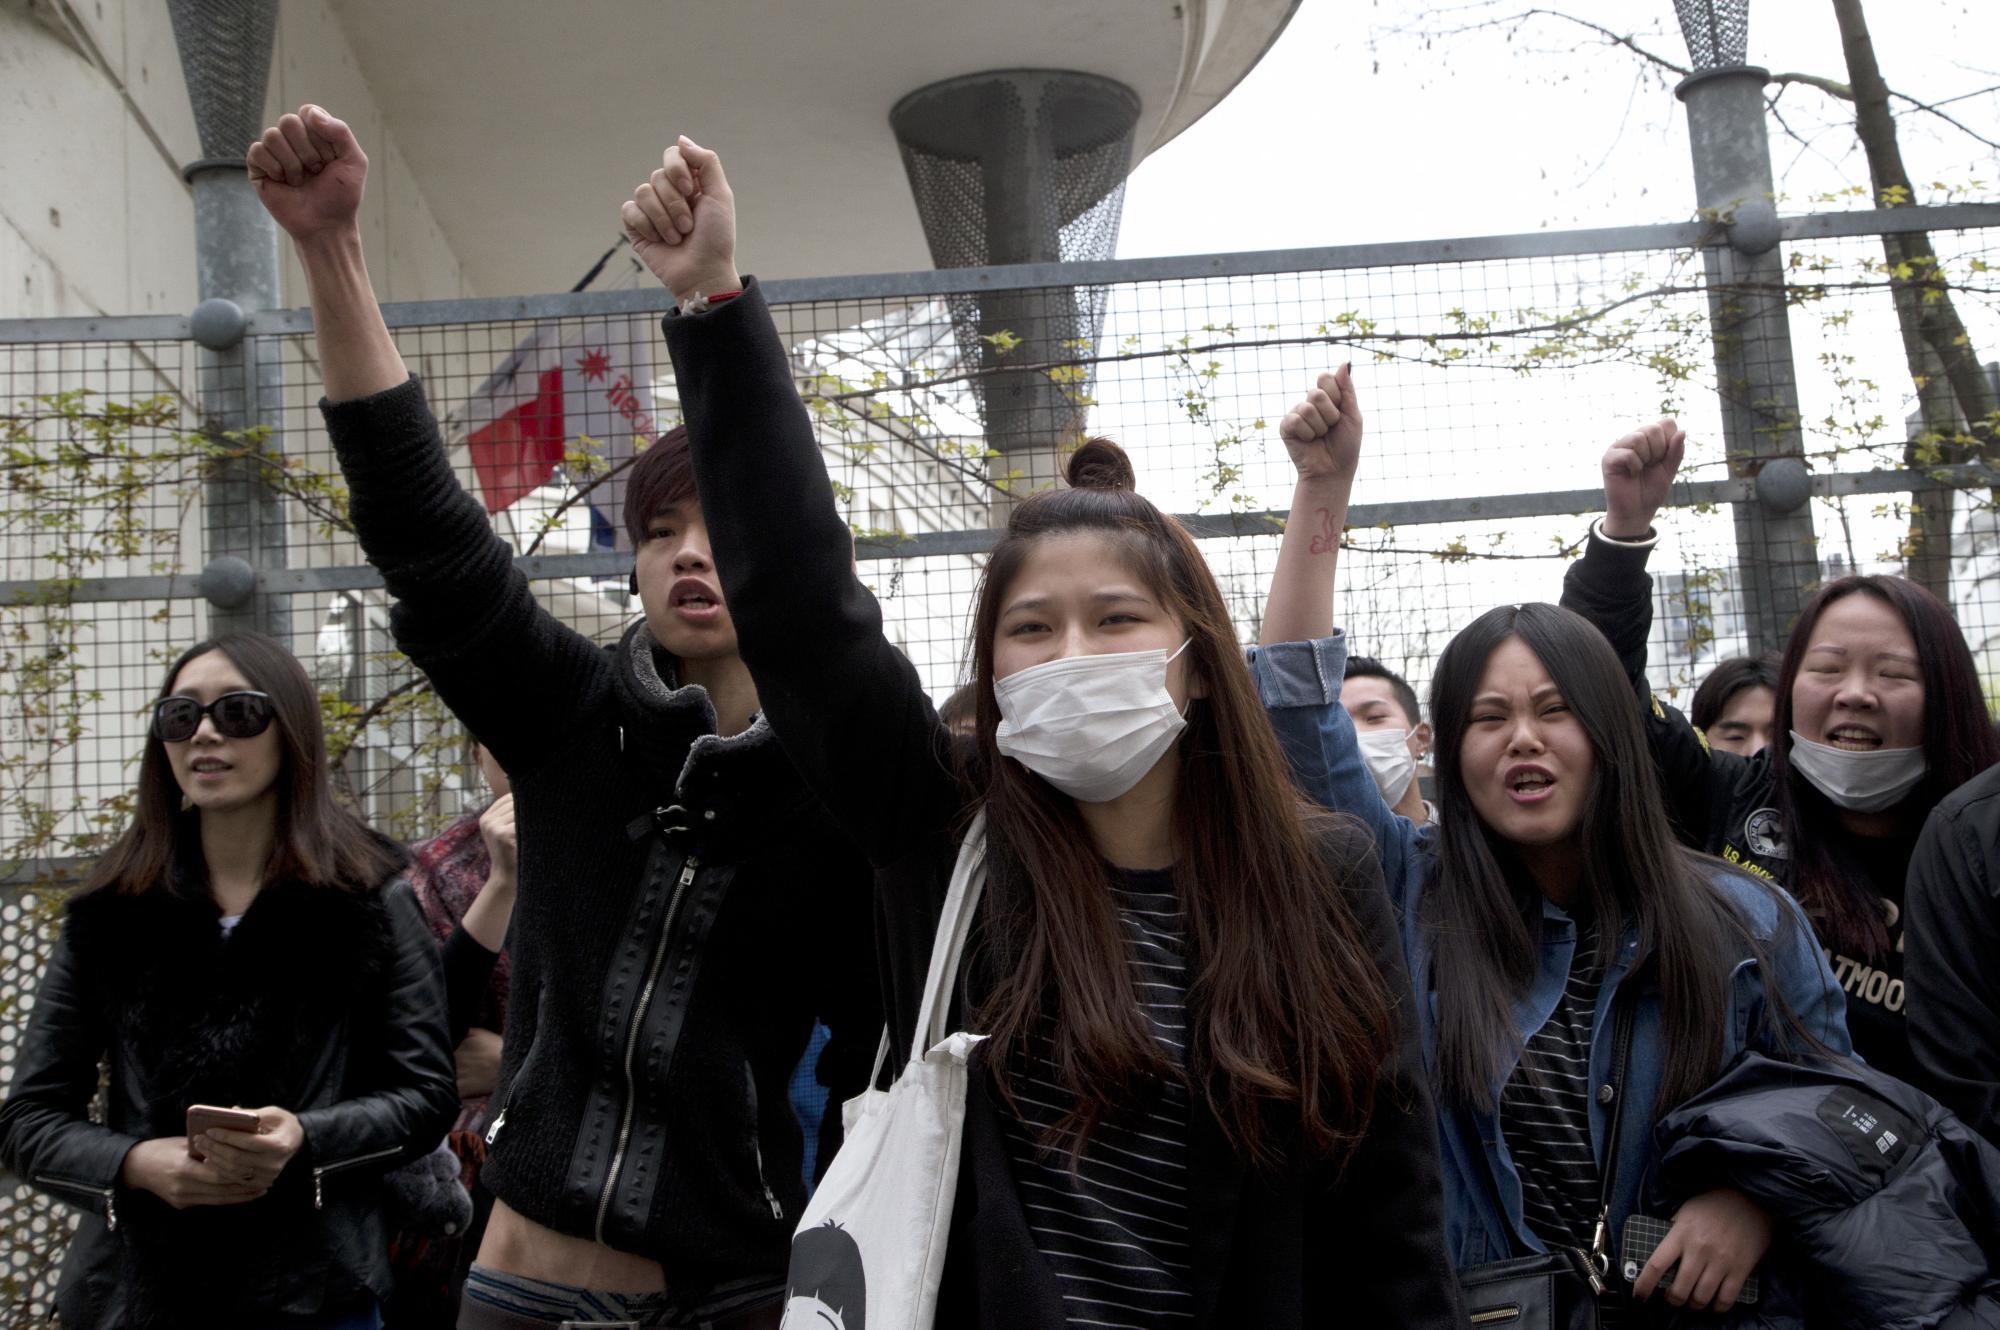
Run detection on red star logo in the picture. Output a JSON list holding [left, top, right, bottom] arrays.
[[576, 348, 612, 382]]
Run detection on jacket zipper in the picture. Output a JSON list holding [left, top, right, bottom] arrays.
[[594, 853, 699, 1245], [752, 1136, 783, 1220], [312, 1144, 403, 1210], [744, 1062, 784, 1221], [486, 1018, 549, 1150], [35, 1172, 117, 1231]]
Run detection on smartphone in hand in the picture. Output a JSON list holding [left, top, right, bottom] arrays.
[[185, 1104, 262, 1159], [1620, 1213, 1761, 1305]]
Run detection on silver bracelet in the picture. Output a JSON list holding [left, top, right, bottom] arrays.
[[1589, 516, 1660, 549]]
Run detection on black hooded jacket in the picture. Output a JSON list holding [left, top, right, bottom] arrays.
[[318, 378, 879, 1290]]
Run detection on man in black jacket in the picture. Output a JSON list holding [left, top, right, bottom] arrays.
[[248, 105, 877, 1329], [1906, 762, 2000, 1148]]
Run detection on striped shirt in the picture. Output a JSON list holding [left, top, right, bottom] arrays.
[[1003, 868, 1195, 1328], [1499, 921, 1628, 1324]]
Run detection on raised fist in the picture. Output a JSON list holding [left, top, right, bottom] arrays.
[[622, 136, 741, 304], [478, 792, 518, 882], [1278, 364, 1362, 483], [1600, 417, 1687, 539], [246, 105, 367, 243]]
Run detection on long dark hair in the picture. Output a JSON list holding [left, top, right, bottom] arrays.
[[964, 439, 1394, 1168], [1771, 576, 1998, 957], [1425, 603, 1784, 1114], [85, 633, 401, 898]]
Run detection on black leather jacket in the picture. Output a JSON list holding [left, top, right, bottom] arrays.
[[0, 874, 459, 1329]]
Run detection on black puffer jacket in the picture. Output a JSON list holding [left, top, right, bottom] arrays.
[[0, 871, 459, 1329], [1648, 1052, 2000, 1329]]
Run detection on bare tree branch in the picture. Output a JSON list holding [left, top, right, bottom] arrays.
[[1887, 90, 2000, 154], [1395, 7, 2000, 153], [1769, 70, 1853, 100]]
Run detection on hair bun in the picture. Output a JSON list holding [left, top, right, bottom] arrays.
[[1064, 437, 1136, 492]]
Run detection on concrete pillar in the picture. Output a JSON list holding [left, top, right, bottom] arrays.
[[1678, 65, 1819, 654], [167, 0, 289, 639]]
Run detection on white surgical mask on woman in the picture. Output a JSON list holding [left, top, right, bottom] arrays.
[[994, 642, 1191, 803], [1356, 727, 1418, 807], [1787, 731, 1927, 813]]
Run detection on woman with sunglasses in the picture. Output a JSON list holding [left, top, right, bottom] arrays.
[[1561, 421, 1998, 1087], [1260, 391, 1850, 1321], [0, 633, 459, 1329], [630, 137, 1460, 1330]]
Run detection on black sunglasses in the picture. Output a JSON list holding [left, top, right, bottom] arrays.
[[152, 691, 276, 743]]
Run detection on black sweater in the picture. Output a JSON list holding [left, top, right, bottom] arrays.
[[320, 380, 879, 1288], [664, 282, 1462, 1330], [1906, 762, 2000, 1147]]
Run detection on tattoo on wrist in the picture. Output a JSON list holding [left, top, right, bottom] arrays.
[[1307, 507, 1340, 556]]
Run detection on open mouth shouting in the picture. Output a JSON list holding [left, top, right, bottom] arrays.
[[669, 576, 724, 626], [1504, 763, 1557, 804], [1822, 724, 1882, 752]]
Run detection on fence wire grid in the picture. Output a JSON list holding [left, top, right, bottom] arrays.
[[2, 205, 1999, 1315]]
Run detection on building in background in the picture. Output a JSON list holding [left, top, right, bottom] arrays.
[[0, 0, 1299, 835]]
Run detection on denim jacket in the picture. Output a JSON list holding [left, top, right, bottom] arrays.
[[1247, 633, 1853, 1269]]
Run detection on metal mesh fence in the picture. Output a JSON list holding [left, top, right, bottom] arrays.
[[2, 205, 1998, 1318]]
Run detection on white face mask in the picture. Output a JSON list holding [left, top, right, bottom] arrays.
[[1787, 731, 1928, 813], [1356, 727, 1418, 807], [994, 642, 1191, 803]]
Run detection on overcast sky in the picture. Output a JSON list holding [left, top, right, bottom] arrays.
[[1120, 0, 2000, 254], [1089, 0, 2000, 687]]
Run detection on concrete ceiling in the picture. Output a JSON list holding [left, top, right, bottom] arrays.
[[328, 0, 1298, 294]]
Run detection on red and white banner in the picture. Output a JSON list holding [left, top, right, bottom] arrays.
[[455, 318, 661, 546]]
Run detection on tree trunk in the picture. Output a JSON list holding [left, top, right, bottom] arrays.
[[1831, 0, 1998, 605]]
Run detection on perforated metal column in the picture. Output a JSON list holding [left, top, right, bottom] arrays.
[[1672, 0, 1750, 71], [892, 71, 1139, 509]]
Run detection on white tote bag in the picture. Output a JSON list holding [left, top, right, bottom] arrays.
[[779, 812, 988, 1330]]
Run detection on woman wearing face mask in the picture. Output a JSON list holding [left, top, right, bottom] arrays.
[[627, 136, 1461, 1330], [1561, 419, 1998, 1085], [1260, 385, 1851, 1321], [0, 634, 459, 1329]]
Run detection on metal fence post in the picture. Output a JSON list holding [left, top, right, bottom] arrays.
[[167, 0, 289, 639], [1677, 54, 1820, 653]]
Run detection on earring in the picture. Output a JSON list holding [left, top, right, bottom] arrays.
[[180, 793, 194, 813]]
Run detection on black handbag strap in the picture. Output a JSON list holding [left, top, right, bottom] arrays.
[[1584, 963, 1645, 1283]]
